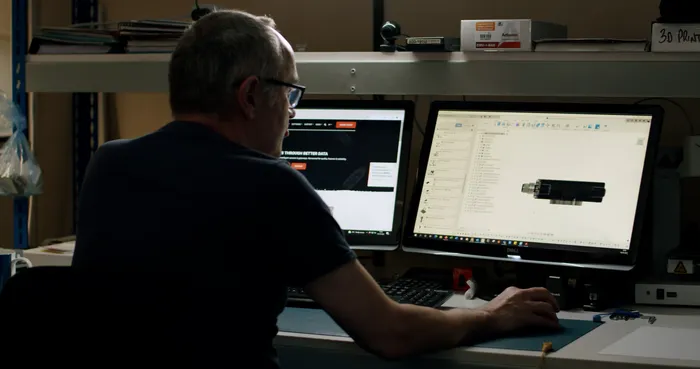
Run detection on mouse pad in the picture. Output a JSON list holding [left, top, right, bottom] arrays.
[[278, 307, 603, 352]]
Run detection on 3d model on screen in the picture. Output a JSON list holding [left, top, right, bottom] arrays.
[[521, 179, 606, 206]]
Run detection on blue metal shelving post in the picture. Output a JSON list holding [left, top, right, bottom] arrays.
[[72, 0, 100, 232], [11, 0, 29, 250]]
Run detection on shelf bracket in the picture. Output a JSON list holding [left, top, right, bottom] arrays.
[[12, 0, 29, 249], [72, 0, 100, 233]]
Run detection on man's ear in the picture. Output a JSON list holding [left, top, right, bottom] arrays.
[[236, 76, 260, 120]]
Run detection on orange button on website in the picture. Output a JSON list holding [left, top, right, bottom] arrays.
[[336, 121, 357, 129], [291, 162, 307, 170]]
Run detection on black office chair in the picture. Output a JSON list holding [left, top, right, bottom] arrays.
[[0, 266, 222, 367]]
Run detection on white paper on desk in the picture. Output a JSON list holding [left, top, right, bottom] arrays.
[[42, 241, 75, 253], [600, 326, 700, 362]]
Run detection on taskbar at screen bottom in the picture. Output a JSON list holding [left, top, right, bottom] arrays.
[[413, 233, 529, 247], [346, 229, 398, 249], [347, 229, 392, 236], [410, 232, 630, 257]]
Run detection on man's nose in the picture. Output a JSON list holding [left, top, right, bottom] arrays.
[[289, 108, 296, 118]]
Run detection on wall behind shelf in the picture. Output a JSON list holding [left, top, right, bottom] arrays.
[[13, 0, 700, 258]]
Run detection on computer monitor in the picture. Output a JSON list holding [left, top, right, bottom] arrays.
[[403, 101, 663, 270], [282, 100, 414, 250]]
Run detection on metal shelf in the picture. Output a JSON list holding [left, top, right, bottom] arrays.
[[25, 51, 700, 97]]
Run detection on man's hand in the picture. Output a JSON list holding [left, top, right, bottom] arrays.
[[307, 262, 561, 358], [478, 286, 560, 334], [306, 260, 491, 358]]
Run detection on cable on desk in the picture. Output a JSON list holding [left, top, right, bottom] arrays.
[[593, 309, 656, 324]]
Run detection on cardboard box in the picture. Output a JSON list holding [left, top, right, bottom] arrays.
[[461, 19, 567, 52]]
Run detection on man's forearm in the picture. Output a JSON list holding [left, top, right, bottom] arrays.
[[383, 304, 494, 358]]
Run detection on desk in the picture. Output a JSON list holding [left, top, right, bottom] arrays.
[[9, 250, 700, 368], [275, 295, 700, 369], [20, 242, 74, 267]]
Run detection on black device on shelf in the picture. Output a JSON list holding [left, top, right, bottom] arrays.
[[282, 99, 414, 251], [379, 21, 404, 52], [402, 101, 664, 270], [287, 278, 452, 309], [191, 1, 218, 21]]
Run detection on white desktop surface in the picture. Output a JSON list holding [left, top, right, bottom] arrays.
[[7, 248, 699, 368], [19, 242, 74, 266]]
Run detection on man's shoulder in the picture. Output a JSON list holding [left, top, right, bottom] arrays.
[[90, 138, 131, 163], [89, 124, 314, 191], [98, 138, 131, 151]]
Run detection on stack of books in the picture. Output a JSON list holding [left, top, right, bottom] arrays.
[[28, 19, 191, 55], [119, 19, 190, 53], [29, 26, 121, 54]]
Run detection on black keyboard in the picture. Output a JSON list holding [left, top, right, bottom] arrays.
[[287, 278, 452, 308]]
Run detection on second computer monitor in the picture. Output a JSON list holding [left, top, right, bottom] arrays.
[[403, 101, 663, 269], [281, 100, 414, 250]]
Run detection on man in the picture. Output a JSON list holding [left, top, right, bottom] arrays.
[[73, 9, 559, 368]]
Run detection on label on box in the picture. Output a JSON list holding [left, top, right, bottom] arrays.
[[473, 21, 522, 49], [651, 23, 700, 52]]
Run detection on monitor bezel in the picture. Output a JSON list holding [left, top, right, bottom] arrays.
[[290, 99, 415, 251], [402, 100, 664, 268]]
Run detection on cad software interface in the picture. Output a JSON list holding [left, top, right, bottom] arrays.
[[282, 108, 406, 236], [412, 109, 652, 252]]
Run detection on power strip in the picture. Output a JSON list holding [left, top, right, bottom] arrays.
[[635, 281, 700, 306]]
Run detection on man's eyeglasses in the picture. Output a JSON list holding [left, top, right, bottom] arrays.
[[263, 78, 305, 108]]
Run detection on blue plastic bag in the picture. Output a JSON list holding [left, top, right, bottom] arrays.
[[0, 92, 43, 196]]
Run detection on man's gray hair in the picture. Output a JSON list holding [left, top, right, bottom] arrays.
[[168, 10, 287, 116]]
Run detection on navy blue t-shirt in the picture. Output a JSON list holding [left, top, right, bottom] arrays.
[[73, 121, 356, 368]]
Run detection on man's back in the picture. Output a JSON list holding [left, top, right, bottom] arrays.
[[73, 121, 355, 368], [75, 121, 289, 269]]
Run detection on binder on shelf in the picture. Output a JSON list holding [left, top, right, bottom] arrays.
[[118, 19, 189, 54], [27, 19, 190, 55], [28, 26, 122, 55], [28, 38, 125, 55]]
